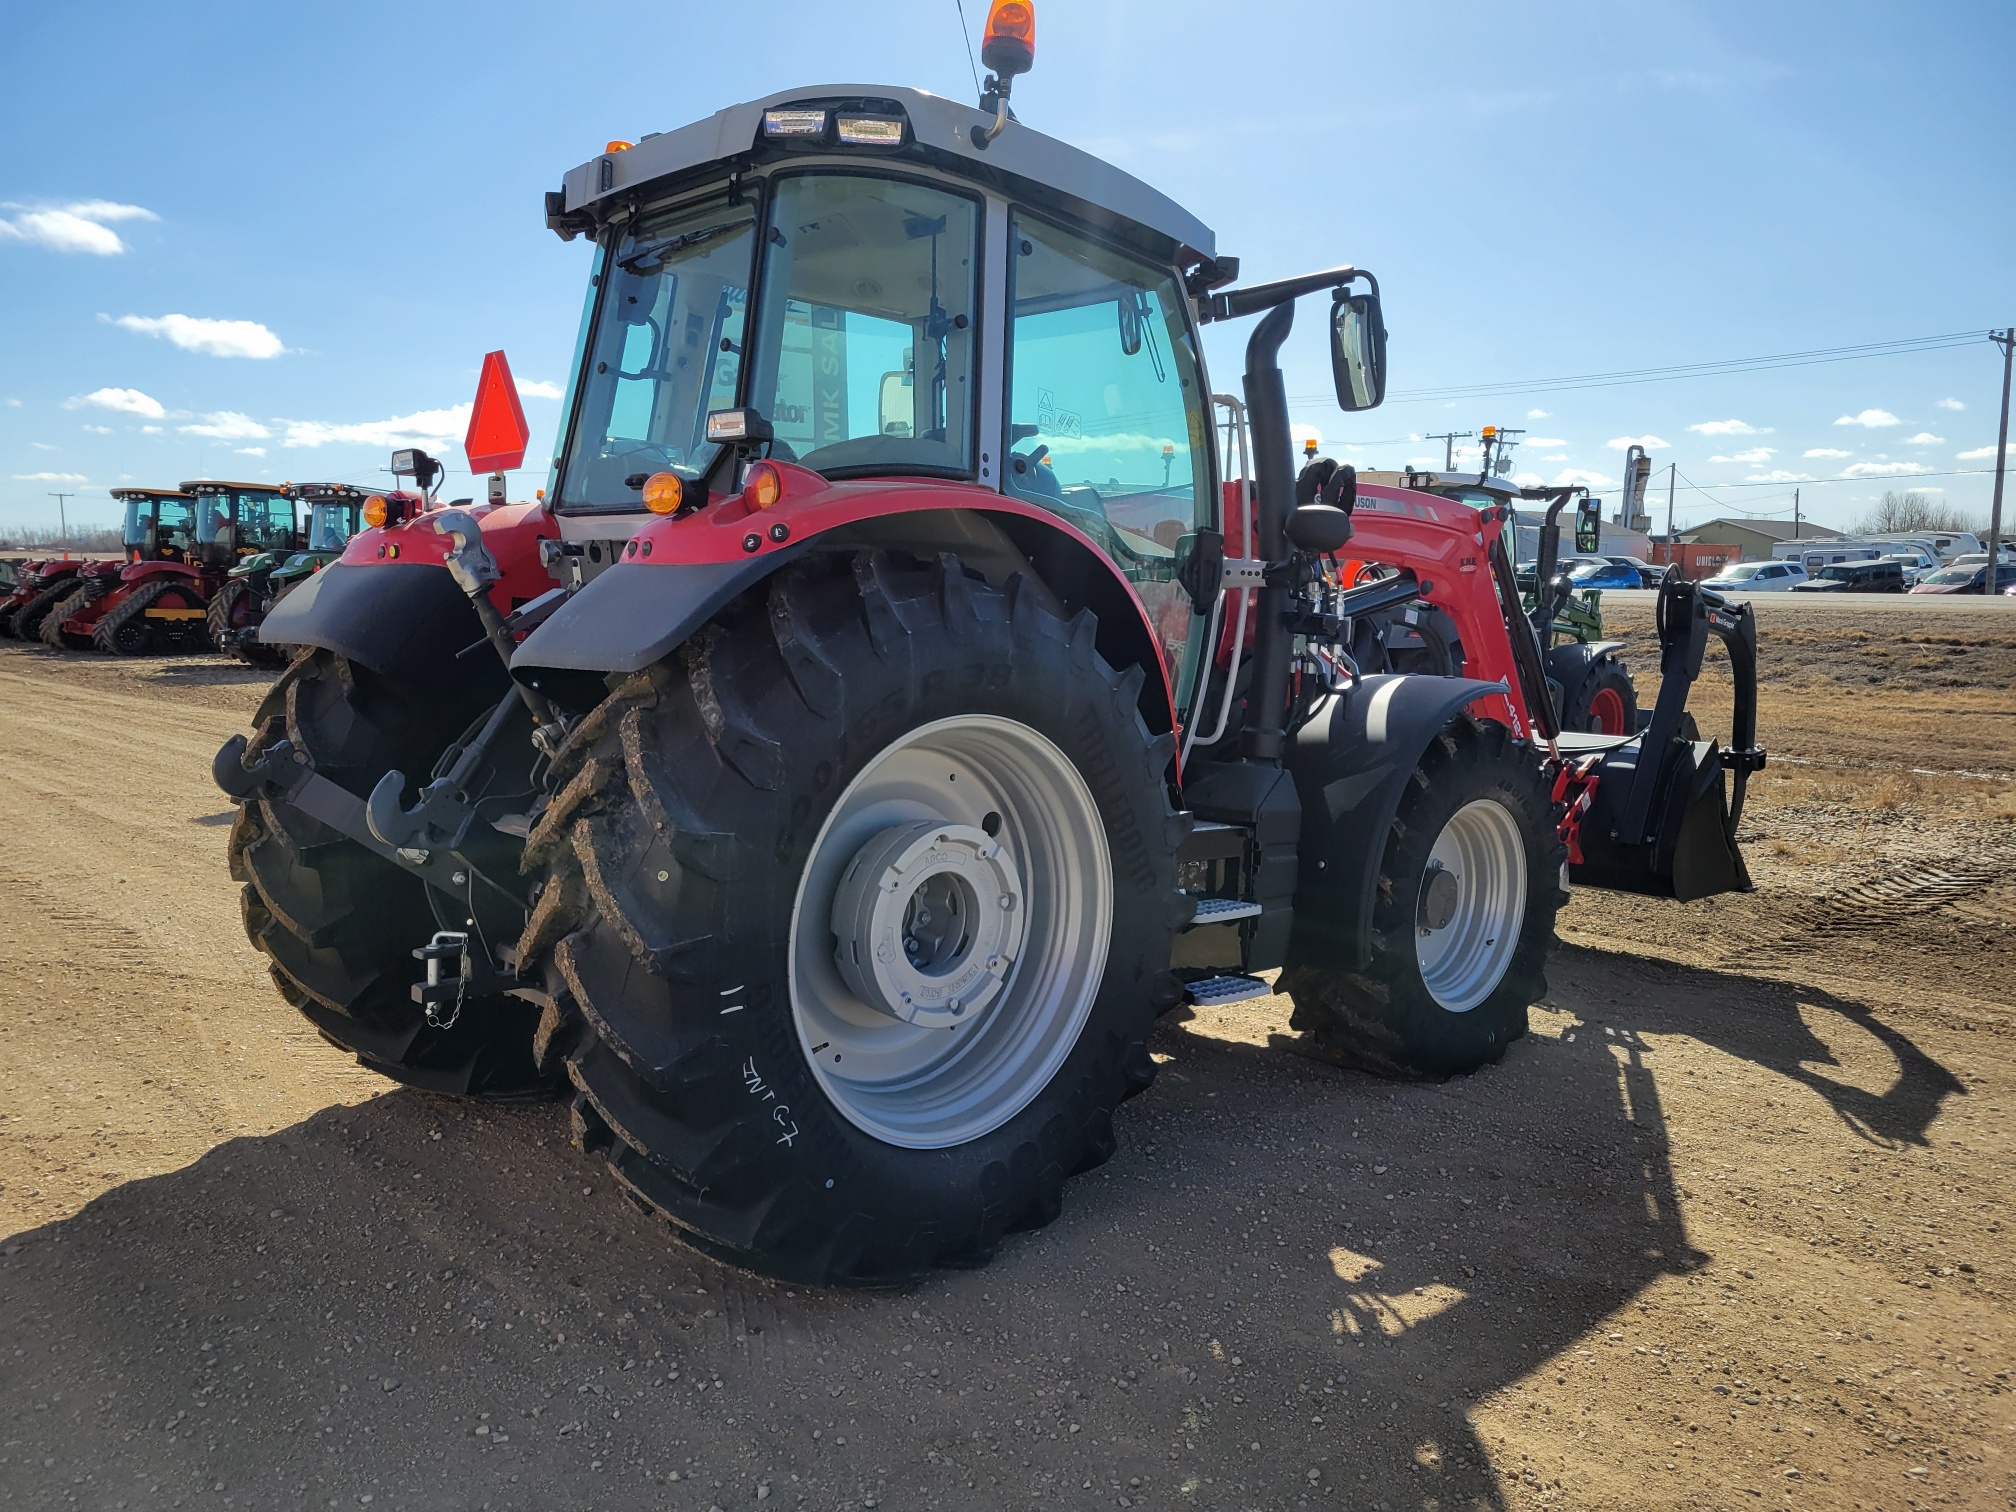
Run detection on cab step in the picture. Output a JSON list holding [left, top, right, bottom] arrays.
[[1186, 895, 1262, 925], [1183, 973, 1274, 1008]]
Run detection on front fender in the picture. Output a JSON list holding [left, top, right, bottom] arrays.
[[1282, 674, 1515, 969]]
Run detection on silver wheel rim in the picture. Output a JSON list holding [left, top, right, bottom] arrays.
[[788, 714, 1113, 1149], [1414, 797, 1527, 1013]]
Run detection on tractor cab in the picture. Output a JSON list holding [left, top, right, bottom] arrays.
[[271, 483, 367, 589], [113, 487, 198, 564], [185, 481, 298, 575]]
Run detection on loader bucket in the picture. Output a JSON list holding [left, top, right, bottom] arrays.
[[1563, 578, 1763, 903]]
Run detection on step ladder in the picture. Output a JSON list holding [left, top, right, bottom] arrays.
[[1182, 973, 1273, 1008], [1186, 895, 1262, 926]]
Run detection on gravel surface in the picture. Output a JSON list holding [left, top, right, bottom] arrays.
[[2, 616, 2012, 1511]]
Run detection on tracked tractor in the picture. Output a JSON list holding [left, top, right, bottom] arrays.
[[212, 482, 363, 665], [216, 15, 1762, 1286], [39, 488, 208, 652], [1, 557, 89, 640]]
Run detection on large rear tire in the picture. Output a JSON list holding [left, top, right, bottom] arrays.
[[519, 551, 1183, 1286], [227, 649, 554, 1098], [1281, 716, 1564, 1080]]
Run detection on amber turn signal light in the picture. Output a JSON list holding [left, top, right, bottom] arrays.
[[742, 461, 783, 510], [362, 494, 390, 528], [982, 0, 1035, 76], [642, 471, 684, 515]]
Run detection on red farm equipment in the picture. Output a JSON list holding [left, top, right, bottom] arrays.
[[216, 26, 1763, 1286], [2, 556, 90, 640]]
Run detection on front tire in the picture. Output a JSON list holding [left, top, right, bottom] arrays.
[[520, 552, 1183, 1286], [1282, 716, 1564, 1080], [1562, 656, 1636, 736]]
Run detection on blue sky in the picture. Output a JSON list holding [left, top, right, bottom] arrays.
[[2, 0, 2010, 537]]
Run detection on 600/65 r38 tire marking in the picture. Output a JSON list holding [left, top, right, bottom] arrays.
[[519, 550, 1186, 1286]]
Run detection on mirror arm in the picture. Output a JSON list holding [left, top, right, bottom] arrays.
[[1199, 266, 1372, 323]]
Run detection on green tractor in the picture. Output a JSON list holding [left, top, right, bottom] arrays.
[[210, 483, 365, 665]]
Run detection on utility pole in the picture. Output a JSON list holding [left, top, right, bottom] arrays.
[[1425, 430, 1473, 470], [1792, 488, 1800, 540], [1988, 328, 2012, 597], [1665, 462, 1676, 553], [47, 492, 72, 548]]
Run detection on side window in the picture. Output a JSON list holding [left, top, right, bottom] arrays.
[[1004, 212, 1212, 676], [747, 173, 980, 476]]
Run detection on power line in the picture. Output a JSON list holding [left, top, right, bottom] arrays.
[[1288, 328, 1992, 407], [1665, 466, 1994, 493]]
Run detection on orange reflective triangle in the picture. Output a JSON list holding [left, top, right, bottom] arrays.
[[464, 350, 531, 474]]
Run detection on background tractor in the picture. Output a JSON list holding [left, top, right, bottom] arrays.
[[217, 24, 1761, 1286], [1, 557, 88, 640], [38, 488, 204, 652], [212, 482, 364, 664]]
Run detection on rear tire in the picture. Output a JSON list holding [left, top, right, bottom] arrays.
[[209, 579, 286, 665], [520, 551, 1184, 1286], [227, 649, 554, 1098], [1281, 717, 1564, 1080]]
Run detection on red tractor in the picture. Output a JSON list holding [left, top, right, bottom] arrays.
[[217, 28, 1760, 1285], [1, 556, 90, 640]]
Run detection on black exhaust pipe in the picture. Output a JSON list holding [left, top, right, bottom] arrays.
[[1239, 300, 1296, 762]]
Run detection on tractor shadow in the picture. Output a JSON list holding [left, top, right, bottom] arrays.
[[0, 946, 1965, 1511]]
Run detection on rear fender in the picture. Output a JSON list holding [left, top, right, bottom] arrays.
[[512, 476, 1173, 731], [1282, 674, 1517, 967], [119, 561, 202, 586]]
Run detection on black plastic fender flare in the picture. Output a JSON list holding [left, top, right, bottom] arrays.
[[1543, 638, 1626, 709], [256, 560, 496, 685], [1282, 673, 1517, 968]]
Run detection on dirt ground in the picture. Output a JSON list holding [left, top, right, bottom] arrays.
[[2, 600, 2013, 1512]]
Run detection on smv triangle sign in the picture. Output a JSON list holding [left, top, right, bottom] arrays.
[[464, 350, 531, 474]]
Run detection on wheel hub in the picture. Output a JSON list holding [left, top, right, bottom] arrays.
[[1418, 864, 1460, 931], [831, 820, 1026, 1029]]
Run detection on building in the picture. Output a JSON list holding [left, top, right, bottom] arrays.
[[1676, 517, 1842, 561]]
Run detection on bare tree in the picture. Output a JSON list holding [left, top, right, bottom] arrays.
[[1855, 491, 1984, 535], [0, 523, 124, 552]]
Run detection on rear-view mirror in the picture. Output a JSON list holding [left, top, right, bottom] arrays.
[[1117, 291, 1144, 357], [1330, 292, 1387, 412], [1575, 497, 1602, 554], [877, 371, 913, 437]]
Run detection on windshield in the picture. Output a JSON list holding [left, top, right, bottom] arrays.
[[307, 502, 354, 553], [556, 195, 757, 510], [122, 499, 149, 547], [239, 493, 294, 550], [1568, 561, 1611, 578], [1818, 566, 1854, 581], [1923, 568, 1975, 585], [195, 493, 228, 545], [1714, 563, 1762, 579]]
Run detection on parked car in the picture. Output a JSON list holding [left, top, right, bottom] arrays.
[[1791, 561, 1906, 593], [1877, 550, 1937, 585], [1566, 559, 1644, 590], [1701, 560, 1808, 592], [1602, 554, 1667, 586], [1911, 564, 2016, 595]]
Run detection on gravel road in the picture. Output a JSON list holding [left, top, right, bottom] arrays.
[[2, 617, 2011, 1511]]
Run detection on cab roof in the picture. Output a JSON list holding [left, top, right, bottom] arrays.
[[109, 487, 194, 502], [282, 482, 368, 501], [560, 83, 1216, 266], [179, 479, 286, 494]]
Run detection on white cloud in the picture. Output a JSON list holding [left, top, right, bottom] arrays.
[[13, 471, 88, 483], [1687, 418, 1767, 436], [1554, 468, 1615, 488], [1834, 408, 1900, 428], [112, 312, 284, 359], [29, 441, 56, 451], [1711, 447, 1775, 464], [1803, 447, 1852, 459], [1902, 432, 1944, 445], [178, 411, 271, 441], [4, 398, 20, 408], [1604, 434, 1669, 451], [1935, 397, 1965, 412], [139, 424, 162, 435], [516, 378, 563, 400], [1525, 436, 1566, 448], [1745, 470, 1812, 483], [235, 446, 268, 457], [1842, 460, 1930, 478], [0, 200, 156, 256], [80, 424, 112, 434], [1512, 471, 1545, 486], [1957, 443, 2009, 462], [64, 386, 165, 418], [1539, 453, 1569, 462], [1526, 409, 1550, 420], [280, 403, 472, 450]]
